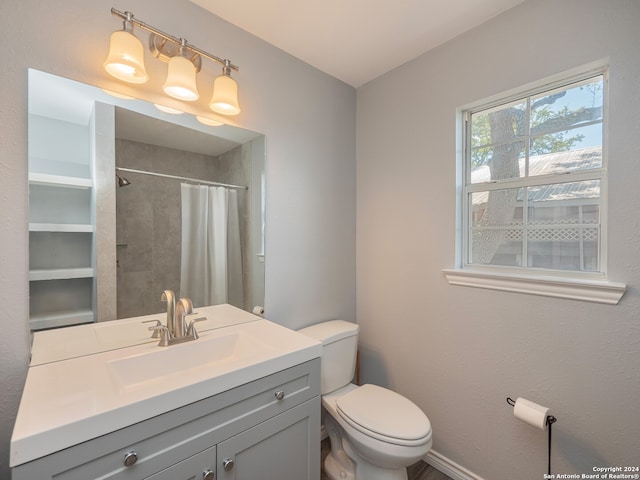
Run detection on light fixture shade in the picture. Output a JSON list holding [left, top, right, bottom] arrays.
[[209, 74, 241, 115], [196, 116, 224, 126], [103, 30, 149, 84], [154, 104, 184, 115], [163, 55, 199, 101]]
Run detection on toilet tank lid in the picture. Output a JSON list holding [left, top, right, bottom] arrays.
[[298, 320, 359, 345]]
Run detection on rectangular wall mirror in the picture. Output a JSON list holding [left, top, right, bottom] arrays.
[[28, 69, 266, 333]]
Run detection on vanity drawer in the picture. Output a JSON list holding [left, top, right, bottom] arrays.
[[12, 358, 320, 480]]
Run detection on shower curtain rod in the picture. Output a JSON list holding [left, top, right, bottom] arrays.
[[115, 167, 248, 190]]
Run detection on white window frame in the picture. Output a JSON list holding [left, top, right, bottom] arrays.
[[444, 64, 626, 304]]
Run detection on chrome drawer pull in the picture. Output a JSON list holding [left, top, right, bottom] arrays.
[[223, 458, 235, 471], [203, 469, 215, 480], [123, 451, 138, 467], [275, 390, 285, 400]]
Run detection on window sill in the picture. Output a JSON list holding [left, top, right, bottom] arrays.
[[442, 268, 626, 304]]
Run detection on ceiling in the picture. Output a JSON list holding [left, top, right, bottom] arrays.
[[191, 0, 525, 87]]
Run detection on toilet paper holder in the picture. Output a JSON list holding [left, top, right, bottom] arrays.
[[506, 397, 557, 426], [506, 397, 557, 475]]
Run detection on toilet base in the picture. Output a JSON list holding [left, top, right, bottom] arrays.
[[324, 448, 409, 480], [323, 412, 409, 480], [324, 450, 355, 480]]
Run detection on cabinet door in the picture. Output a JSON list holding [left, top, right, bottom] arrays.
[[145, 445, 216, 480], [217, 397, 320, 480]]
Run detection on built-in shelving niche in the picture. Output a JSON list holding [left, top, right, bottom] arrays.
[[28, 112, 96, 330]]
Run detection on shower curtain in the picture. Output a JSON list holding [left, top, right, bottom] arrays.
[[180, 184, 243, 308]]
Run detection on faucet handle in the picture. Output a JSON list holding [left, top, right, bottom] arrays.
[[142, 319, 162, 338], [186, 317, 207, 338], [148, 325, 170, 346]]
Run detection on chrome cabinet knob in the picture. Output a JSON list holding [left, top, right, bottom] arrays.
[[275, 390, 285, 400], [203, 469, 215, 480], [223, 458, 235, 471], [123, 451, 138, 467]]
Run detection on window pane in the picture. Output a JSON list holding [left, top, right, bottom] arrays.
[[526, 180, 600, 271], [470, 188, 524, 266], [471, 228, 523, 267], [470, 142, 526, 183], [529, 124, 602, 176], [531, 122, 602, 155], [527, 227, 599, 271], [527, 179, 600, 206], [471, 100, 526, 148], [531, 77, 603, 135]]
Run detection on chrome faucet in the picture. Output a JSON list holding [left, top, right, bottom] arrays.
[[174, 297, 193, 338], [160, 290, 176, 337], [150, 291, 206, 346]]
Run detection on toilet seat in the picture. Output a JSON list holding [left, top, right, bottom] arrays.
[[336, 384, 432, 447]]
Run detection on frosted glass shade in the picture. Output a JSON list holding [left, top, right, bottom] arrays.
[[196, 116, 224, 126], [103, 30, 149, 84], [154, 104, 184, 114], [163, 56, 199, 101], [209, 74, 241, 115]]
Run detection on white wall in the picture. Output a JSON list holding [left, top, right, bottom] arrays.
[[357, 0, 640, 478], [0, 0, 355, 474]]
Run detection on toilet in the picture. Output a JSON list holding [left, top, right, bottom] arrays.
[[299, 320, 432, 480]]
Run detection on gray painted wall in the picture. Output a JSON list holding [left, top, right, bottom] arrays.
[[0, 0, 355, 475], [357, 0, 640, 478], [3, 0, 637, 478]]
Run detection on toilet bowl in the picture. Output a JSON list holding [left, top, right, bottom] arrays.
[[298, 321, 432, 480]]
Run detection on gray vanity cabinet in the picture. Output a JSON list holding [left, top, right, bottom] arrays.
[[217, 399, 318, 479], [12, 359, 320, 480], [144, 445, 216, 480]]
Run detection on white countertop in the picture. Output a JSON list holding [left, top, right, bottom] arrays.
[[30, 303, 261, 365], [11, 318, 321, 467]]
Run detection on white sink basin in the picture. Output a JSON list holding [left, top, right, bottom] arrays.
[[13, 317, 322, 467], [108, 329, 275, 390]]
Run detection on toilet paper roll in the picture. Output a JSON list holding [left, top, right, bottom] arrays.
[[513, 397, 550, 430], [252, 306, 265, 316]]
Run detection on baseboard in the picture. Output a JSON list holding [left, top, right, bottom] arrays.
[[425, 450, 486, 480]]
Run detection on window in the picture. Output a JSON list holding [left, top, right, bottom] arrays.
[[445, 68, 625, 304]]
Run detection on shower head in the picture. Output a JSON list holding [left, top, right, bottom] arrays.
[[116, 174, 131, 187]]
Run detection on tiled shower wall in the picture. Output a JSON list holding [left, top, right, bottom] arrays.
[[115, 138, 251, 318]]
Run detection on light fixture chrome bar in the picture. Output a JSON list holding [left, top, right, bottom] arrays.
[[116, 167, 247, 190], [110, 7, 239, 72]]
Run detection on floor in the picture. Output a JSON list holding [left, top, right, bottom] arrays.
[[321, 438, 453, 480]]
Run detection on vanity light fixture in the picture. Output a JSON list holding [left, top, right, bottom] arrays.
[[209, 60, 241, 115], [105, 8, 241, 114], [163, 39, 199, 101], [103, 12, 149, 84]]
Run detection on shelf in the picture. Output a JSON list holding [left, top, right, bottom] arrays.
[[30, 223, 94, 233], [29, 172, 92, 189], [29, 223, 94, 233], [29, 268, 94, 281], [29, 310, 94, 331]]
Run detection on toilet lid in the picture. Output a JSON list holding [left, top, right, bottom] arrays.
[[336, 384, 431, 445]]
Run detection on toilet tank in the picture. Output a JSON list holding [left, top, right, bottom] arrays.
[[298, 320, 359, 395]]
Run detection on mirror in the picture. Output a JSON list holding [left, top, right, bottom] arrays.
[[28, 69, 265, 335]]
